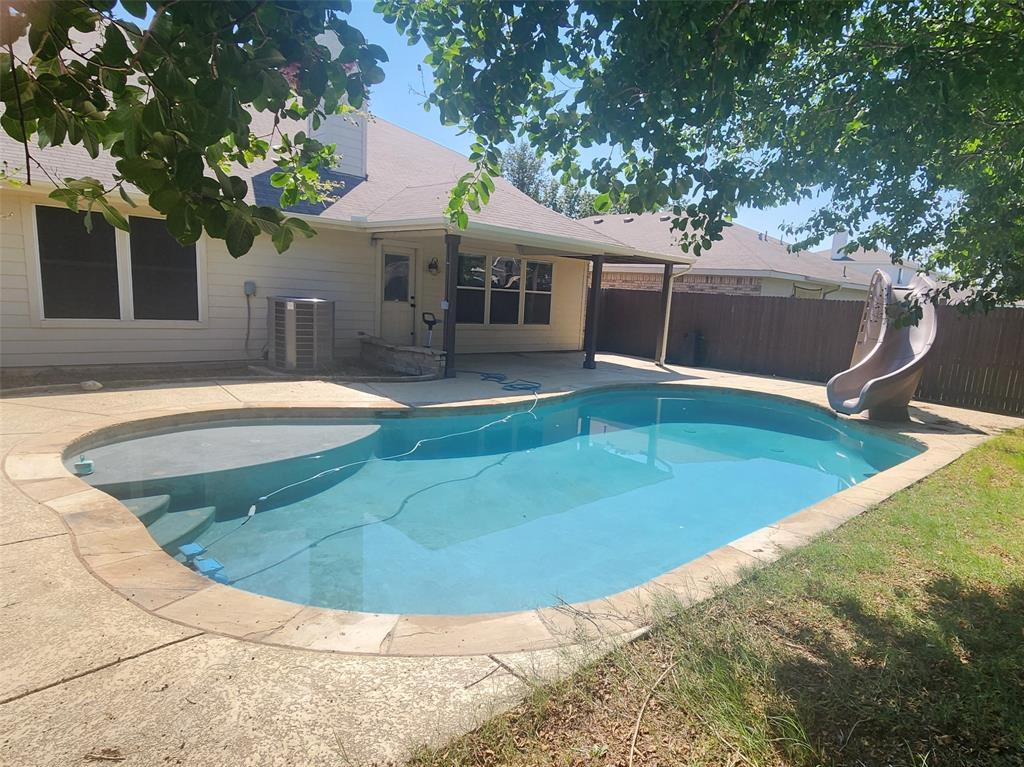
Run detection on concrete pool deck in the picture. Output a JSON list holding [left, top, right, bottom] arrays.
[[2, 352, 1020, 766]]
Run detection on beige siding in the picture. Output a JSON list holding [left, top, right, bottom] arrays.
[[0, 191, 378, 367], [406, 236, 588, 355], [760, 277, 866, 300], [0, 191, 590, 368]]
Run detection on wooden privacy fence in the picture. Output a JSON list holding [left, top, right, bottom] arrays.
[[597, 289, 1024, 416]]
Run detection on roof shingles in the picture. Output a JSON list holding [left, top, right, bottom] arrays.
[[3, 116, 662, 257], [583, 213, 871, 287]]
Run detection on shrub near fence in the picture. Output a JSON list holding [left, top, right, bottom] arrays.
[[597, 288, 1024, 416]]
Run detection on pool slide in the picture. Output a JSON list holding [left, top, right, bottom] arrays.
[[827, 269, 938, 421]]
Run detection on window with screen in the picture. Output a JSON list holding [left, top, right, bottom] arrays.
[[36, 206, 120, 319], [524, 261, 553, 324], [129, 217, 199, 320], [383, 253, 410, 301], [456, 254, 485, 323], [489, 257, 521, 324]]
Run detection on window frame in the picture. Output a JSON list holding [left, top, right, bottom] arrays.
[[487, 256, 522, 325], [26, 202, 207, 329], [523, 261, 553, 325], [382, 252, 412, 303], [454, 253, 487, 325], [455, 252, 555, 328]]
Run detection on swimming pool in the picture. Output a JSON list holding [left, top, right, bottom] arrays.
[[75, 387, 920, 615]]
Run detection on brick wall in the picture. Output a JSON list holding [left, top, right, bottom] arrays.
[[600, 271, 763, 296]]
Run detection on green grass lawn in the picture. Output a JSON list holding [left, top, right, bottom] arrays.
[[410, 429, 1024, 767]]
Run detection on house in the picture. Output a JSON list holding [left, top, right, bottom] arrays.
[[813, 232, 923, 287], [583, 213, 872, 300], [0, 115, 693, 374]]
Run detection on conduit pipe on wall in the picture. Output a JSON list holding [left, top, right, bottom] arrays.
[[657, 264, 693, 366]]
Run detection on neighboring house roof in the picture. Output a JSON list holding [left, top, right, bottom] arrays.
[[810, 244, 920, 270], [582, 213, 871, 289], [1, 114, 691, 265]]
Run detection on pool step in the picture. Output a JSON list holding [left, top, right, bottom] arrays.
[[121, 495, 171, 526], [147, 506, 216, 551]]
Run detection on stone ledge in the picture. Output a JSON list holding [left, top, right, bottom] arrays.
[[360, 335, 445, 377]]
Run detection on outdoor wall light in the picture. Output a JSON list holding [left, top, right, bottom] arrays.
[[427, 257, 440, 275]]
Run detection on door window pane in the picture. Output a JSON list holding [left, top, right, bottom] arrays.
[[526, 262, 553, 292], [524, 293, 551, 324], [456, 288, 485, 323], [129, 217, 199, 320], [457, 255, 485, 287], [383, 254, 410, 301], [36, 206, 120, 319]]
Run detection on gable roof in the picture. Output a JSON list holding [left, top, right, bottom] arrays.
[[582, 213, 871, 288], [1, 115, 691, 264]]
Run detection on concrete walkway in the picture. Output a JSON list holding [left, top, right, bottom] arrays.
[[1, 353, 1019, 766]]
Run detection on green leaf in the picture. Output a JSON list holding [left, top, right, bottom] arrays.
[[118, 185, 138, 208], [121, 0, 148, 19], [174, 152, 204, 189], [0, 112, 27, 142], [48, 187, 80, 212], [225, 208, 257, 258], [149, 186, 182, 213], [283, 217, 316, 236], [271, 225, 294, 253], [97, 199, 129, 231], [593, 193, 612, 214], [100, 24, 130, 66], [166, 203, 202, 245]]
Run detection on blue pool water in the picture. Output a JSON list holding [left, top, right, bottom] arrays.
[[81, 387, 920, 614]]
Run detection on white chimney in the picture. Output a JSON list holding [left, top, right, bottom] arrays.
[[830, 231, 849, 261], [310, 34, 369, 179]]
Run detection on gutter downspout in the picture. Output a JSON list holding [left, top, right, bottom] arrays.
[[657, 264, 693, 367]]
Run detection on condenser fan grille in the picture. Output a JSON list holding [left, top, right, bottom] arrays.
[[267, 297, 335, 371]]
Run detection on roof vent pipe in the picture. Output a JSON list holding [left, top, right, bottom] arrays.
[[831, 231, 850, 261], [623, 217, 634, 223]]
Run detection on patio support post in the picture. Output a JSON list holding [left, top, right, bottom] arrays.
[[583, 255, 604, 369], [656, 263, 674, 366], [442, 233, 461, 378]]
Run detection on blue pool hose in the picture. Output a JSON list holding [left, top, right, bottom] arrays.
[[458, 370, 542, 392]]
